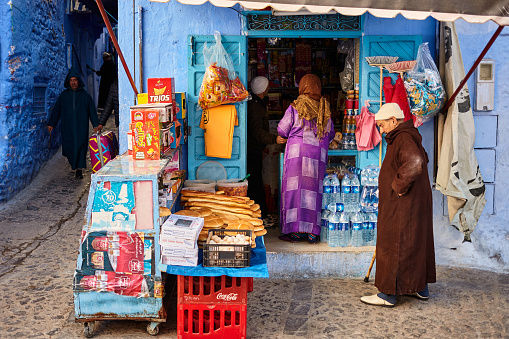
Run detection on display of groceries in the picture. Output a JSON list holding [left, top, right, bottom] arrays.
[[159, 186, 266, 267], [321, 166, 379, 248]]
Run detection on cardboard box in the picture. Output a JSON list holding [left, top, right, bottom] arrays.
[[160, 249, 198, 267], [174, 92, 186, 119], [130, 103, 174, 160], [148, 78, 175, 104], [160, 214, 204, 242], [178, 118, 188, 144], [159, 236, 196, 249], [161, 247, 198, 257], [170, 120, 181, 149], [137, 93, 148, 105]]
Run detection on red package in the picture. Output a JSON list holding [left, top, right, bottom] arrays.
[[148, 78, 175, 104]]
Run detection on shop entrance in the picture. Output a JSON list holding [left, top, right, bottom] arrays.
[[246, 37, 359, 216]]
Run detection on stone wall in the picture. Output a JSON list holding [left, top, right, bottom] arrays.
[[0, 0, 68, 202]]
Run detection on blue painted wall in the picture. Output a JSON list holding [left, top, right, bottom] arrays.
[[0, 1, 103, 202], [117, 0, 244, 153], [0, 0, 68, 202], [364, 14, 437, 183]]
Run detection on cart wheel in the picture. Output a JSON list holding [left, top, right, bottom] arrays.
[[83, 321, 95, 338], [147, 322, 160, 336]]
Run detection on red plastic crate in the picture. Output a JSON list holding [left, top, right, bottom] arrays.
[[177, 275, 250, 305], [177, 303, 247, 339]]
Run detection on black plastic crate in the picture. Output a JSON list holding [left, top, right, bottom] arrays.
[[203, 229, 252, 268]]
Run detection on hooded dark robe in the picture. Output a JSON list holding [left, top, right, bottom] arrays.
[[48, 68, 99, 170], [96, 59, 117, 109], [375, 120, 436, 295]]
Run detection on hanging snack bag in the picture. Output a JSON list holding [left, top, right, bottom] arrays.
[[198, 32, 248, 109], [404, 43, 445, 123]]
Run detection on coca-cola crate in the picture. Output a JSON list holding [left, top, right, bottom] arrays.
[[203, 229, 252, 268], [177, 303, 246, 339], [177, 275, 249, 305]]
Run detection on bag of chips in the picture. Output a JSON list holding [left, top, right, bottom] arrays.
[[404, 43, 445, 123], [199, 32, 248, 109]]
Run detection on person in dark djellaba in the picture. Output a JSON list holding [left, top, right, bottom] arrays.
[[47, 68, 99, 179]]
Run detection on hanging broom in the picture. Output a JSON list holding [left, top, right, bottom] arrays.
[[363, 56, 398, 283]]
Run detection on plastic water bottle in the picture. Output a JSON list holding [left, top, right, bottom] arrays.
[[338, 208, 350, 247], [327, 203, 343, 247], [350, 212, 363, 247], [322, 174, 331, 210], [350, 174, 360, 212], [368, 213, 378, 246], [321, 209, 331, 243], [362, 212, 371, 246], [360, 168, 370, 186], [330, 173, 341, 206], [372, 187, 379, 212], [341, 174, 351, 212]]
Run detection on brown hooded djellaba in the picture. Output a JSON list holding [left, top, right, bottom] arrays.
[[375, 120, 436, 295]]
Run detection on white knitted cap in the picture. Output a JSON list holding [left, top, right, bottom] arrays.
[[251, 76, 269, 95], [375, 103, 405, 121]]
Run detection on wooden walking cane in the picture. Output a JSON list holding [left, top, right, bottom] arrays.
[[364, 249, 376, 282], [48, 130, 52, 150]]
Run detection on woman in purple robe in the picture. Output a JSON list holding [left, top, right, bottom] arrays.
[[277, 74, 334, 243]]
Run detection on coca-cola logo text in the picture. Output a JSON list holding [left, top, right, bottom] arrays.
[[217, 293, 238, 301]]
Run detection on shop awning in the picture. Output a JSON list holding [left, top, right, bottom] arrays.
[[149, 0, 509, 25]]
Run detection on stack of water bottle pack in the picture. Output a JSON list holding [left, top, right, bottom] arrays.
[[321, 166, 380, 247]]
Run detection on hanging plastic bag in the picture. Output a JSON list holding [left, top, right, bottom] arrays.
[[337, 40, 354, 91], [355, 101, 381, 151], [198, 32, 249, 109], [404, 42, 446, 123]]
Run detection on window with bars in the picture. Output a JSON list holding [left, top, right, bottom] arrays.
[[33, 85, 47, 117]]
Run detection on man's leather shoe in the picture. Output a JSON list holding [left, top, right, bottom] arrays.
[[360, 293, 396, 307]]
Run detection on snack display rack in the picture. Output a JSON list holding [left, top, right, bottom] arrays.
[[73, 147, 182, 337]]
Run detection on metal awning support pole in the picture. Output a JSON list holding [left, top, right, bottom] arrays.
[[95, 0, 139, 95], [441, 25, 504, 113]]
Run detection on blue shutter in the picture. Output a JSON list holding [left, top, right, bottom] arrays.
[[187, 35, 247, 180], [359, 35, 422, 168]]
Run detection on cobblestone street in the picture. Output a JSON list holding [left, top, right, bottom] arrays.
[[0, 136, 508, 338]]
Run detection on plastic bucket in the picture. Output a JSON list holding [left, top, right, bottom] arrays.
[[217, 179, 248, 197]]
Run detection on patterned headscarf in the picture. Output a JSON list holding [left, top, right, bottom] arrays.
[[291, 74, 331, 140]]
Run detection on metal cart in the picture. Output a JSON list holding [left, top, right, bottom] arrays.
[[74, 149, 182, 337]]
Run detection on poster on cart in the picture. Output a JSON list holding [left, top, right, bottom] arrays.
[[74, 269, 157, 298], [81, 231, 151, 275], [90, 181, 137, 232]]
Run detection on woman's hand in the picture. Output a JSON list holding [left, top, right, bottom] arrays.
[[47, 126, 53, 133], [276, 136, 287, 144]]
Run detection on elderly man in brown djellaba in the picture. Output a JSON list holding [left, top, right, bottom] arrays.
[[360, 103, 436, 308]]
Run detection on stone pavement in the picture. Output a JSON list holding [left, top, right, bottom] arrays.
[[0, 121, 508, 338]]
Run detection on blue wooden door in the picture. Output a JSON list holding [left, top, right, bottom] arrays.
[[187, 35, 247, 180], [359, 35, 422, 168]]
